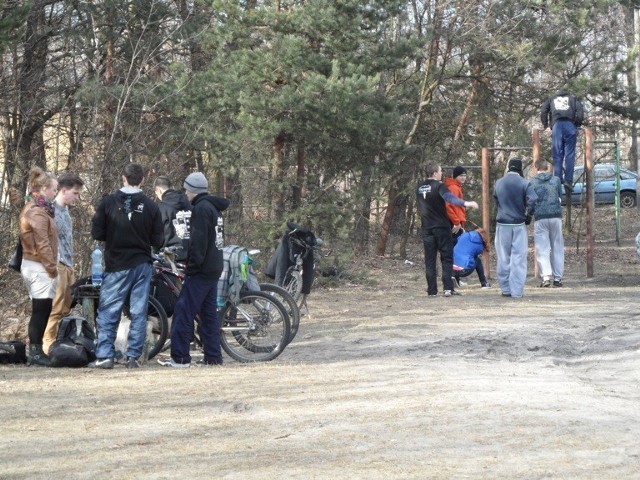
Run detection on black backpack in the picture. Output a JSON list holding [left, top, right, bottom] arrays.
[[49, 316, 97, 368], [0, 341, 27, 364]]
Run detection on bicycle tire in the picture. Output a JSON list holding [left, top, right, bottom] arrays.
[[220, 291, 290, 362], [145, 295, 169, 360], [259, 283, 300, 345], [283, 267, 303, 302]]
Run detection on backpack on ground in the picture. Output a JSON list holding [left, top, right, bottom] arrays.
[[0, 341, 27, 364], [49, 316, 97, 368]]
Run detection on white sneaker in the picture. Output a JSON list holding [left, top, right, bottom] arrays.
[[157, 358, 191, 368]]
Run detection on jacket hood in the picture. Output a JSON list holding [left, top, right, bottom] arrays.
[[193, 193, 230, 212], [115, 189, 146, 204], [161, 189, 191, 211], [444, 177, 460, 187], [535, 172, 553, 182]]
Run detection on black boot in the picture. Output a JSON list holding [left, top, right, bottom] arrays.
[[27, 344, 51, 367]]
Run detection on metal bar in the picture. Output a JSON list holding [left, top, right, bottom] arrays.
[[481, 147, 491, 279], [615, 141, 621, 246], [585, 128, 594, 278]]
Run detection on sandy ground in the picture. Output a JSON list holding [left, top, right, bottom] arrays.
[[1, 209, 640, 479]]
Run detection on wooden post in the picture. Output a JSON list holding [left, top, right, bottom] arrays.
[[481, 147, 491, 278], [585, 128, 594, 277]]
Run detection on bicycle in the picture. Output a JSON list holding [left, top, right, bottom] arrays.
[[279, 222, 331, 308], [152, 248, 294, 361], [72, 281, 169, 361]]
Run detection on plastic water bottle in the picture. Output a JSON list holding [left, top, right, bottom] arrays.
[[91, 244, 103, 286]]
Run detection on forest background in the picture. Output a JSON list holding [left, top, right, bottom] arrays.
[[1, 0, 640, 280]]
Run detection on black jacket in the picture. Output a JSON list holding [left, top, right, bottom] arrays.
[[158, 189, 191, 259], [186, 193, 230, 280], [91, 189, 164, 272], [416, 179, 466, 233], [540, 91, 584, 129]]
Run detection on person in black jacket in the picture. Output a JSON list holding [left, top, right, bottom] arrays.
[[158, 172, 230, 368], [89, 163, 164, 369], [540, 90, 584, 191], [153, 176, 191, 261], [416, 162, 479, 298]]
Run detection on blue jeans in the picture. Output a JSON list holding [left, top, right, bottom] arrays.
[[170, 276, 221, 365], [422, 227, 454, 295], [552, 120, 578, 184], [95, 262, 152, 359]]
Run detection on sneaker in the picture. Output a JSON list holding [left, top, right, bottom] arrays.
[[563, 181, 573, 193], [126, 357, 141, 369], [196, 359, 223, 367], [157, 358, 190, 368], [88, 358, 114, 369], [539, 279, 551, 288], [501, 292, 511, 297], [428, 294, 438, 297], [458, 279, 467, 286], [443, 290, 461, 297], [553, 280, 563, 287], [481, 282, 492, 289]]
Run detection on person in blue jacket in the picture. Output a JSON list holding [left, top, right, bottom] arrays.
[[453, 228, 491, 288]]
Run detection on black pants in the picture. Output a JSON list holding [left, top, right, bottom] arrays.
[[422, 227, 454, 295]]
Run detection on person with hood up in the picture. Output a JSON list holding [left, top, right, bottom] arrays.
[[90, 163, 164, 369], [493, 158, 537, 299], [531, 159, 564, 288], [452, 228, 491, 288], [153, 176, 191, 261], [159, 172, 230, 368], [540, 90, 584, 192]]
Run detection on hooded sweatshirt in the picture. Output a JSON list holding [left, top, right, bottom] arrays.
[[91, 188, 164, 272], [443, 177, 466, 226], [531, 171, 563, 220], [186, 193, 230, 279], [158, 189, 192, 253]]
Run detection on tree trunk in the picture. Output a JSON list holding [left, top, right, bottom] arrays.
[[272, 132, 286, 220]]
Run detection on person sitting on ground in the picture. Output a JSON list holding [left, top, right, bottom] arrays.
[[453, 228, 491, 288]]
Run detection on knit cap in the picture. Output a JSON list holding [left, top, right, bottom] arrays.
[[453, 166, 467, 179], [507, 158, 524, 177], [183, 172, 208, 194]]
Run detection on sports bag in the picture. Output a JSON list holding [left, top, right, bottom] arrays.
[[49, 316, 97, 368], [0, 341, 27, 364]]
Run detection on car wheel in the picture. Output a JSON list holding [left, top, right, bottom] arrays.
[[620, 191, 636, 208]]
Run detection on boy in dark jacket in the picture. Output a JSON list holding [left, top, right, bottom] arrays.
[[540, 90, 584, 191], [159, 172, 230, 368], [153, 176, 191, 261], [89, 163, 164, 369]]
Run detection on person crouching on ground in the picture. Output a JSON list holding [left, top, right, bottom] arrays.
[[453, 228, 491, 288]]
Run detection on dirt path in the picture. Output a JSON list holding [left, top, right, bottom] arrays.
[[1, 238, 640, 479]]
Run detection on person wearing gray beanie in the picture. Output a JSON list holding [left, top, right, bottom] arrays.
[[159, 171, 230, 368], [183, 172, 208, 194]]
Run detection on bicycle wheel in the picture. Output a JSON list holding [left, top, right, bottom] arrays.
[[283, 267, 303, 302], [145, 295, 169, 360], [220, 291, 290, 362], [259, 283, 300, 345]]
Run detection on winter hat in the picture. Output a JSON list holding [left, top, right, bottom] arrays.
[[183, 172, 208, 194], [453, 166, 467, 179], [507, 158, 524, 177]]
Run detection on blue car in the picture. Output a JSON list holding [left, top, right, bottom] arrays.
[[568, 164, 638, 208]]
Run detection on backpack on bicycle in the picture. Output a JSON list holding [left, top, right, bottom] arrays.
[[217, 245, 252, 307], [49, 315, 97, 368]]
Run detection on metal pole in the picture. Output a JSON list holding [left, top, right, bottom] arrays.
[[585, 128, 594, 278], [615, 141, 621, 246], [532, 128, 540, 279], [481, 147, 491, 279]]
